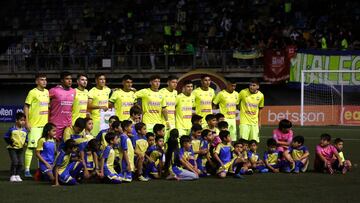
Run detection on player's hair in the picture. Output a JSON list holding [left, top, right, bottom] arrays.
[[84, 117, 93, 123], [77, 73, 88, 80], [74, 118, 86, 131], [219, 130, 230, 141], [109, 115, 120, 123], [205, 114, 216, 122], [215, 113, 225, 120], [64, 139, 76, 151], [122, 74, 133, 81], [41, 122, 56, 139], [249, 78, 260, 85], [169, 129, 179, 140], [165, 129, 180, 171], [35, 73, 46, 79], [200, 74, 211, 80], [248, 139, 258, 145], [180, 135, 191, 147], [15, 112, 26, 120], [60, 71, 72, 80], [135, 122, 146, 133], [111, 120, 121, 130], [239, 138, 249, 145], [153, 124, 165, 134], [320, 133, 331, 141], [191, 124, 202, 133], [267, 138, 277, 147], [201, 129, 211, 139], [218, 121, 229, 130], [233, 141, 243, 147], [183, 80, 193, 85], [87, 139, 100, 152], [334, 138, 344, 144], [292, 135, 305, 145], [105, 132, 117, 144], [146, 132, 155, 140], [279, 119, 292, 130], [155, 136, 164, 142], [130, 105, 142, 116], [167, 75, 178, 81], [95, 73, 106, 79], [227, 78, 237, 84], [121, 120, 132, 130], [149, 75, 161, 81], [191, 114, 203, 124]]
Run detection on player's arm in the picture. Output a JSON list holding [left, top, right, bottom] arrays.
[[87, 98, 107, 111], [23, 103, 31, 130], [283, 150, 294, 163], [4, 129, 13, 146], [79, 151, 90, 178], [123, 149, 131, 171], [179, 156, 197, 174], [213, 152, 224, 167], [316, 151, 329, 165], [333, 150, 343, 167], [36, 150, 52, 169], [99, 157, 105, 178], [161, 107, 170, 129], [299, 150, 310, 161]]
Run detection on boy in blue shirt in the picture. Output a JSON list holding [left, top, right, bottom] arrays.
[[145, 136, 165, 179], [264, 138, 283, 173], [4, 112, 28, 182], [53, 139, 83, 186], [101, 132, 122, 184], [213, 130, 233, 178], [119, 120, 135, 182], [248, 140, 268, 173], [283, 135, 310, 173]]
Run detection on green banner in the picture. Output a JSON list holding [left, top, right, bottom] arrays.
[[290, 50, 360, 85]]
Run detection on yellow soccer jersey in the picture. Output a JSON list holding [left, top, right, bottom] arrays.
[[25, 88, 49, 127], [193, 87, 215, 118], [238, 88, 264, 125], [72, 88, 89, 124], [88, 87, 111, 120], [109, 89, 136, 121], [135, 138, 149, 156], [213, 90, 239, 119], [175, 93, 195, 130], [135, 88, 166, 125], [159, 88, 177, 125], [191, 138, 201, 160], [4, 127, 28, 149]]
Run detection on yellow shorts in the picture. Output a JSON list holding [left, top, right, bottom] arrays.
[[239, 124, 259, 142], [28, 127, 43, 148], [225, 118, 237, 141]]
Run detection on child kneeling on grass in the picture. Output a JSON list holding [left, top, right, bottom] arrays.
[[283, 135, 309, 173]]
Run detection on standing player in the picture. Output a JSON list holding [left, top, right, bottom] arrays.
[[135, 75, 166, 133], [88, 73, 111, 136], [160, 75, 178, 136], [213, 79, 239, 141], [193, 75, 215, 124], [238, 78, 264, 142], [175, 80, 195, 137], [49, 71, 76, 141], [23, 73, 49, 177], [109, 75, 136, 121], [72, 73, 88, 125]]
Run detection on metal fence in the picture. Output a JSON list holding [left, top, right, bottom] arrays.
[[0, 51, 263, 73]]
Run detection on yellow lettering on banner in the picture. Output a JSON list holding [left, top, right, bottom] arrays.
[[354, 111, 360, 120], [344, 111, 352, 120]]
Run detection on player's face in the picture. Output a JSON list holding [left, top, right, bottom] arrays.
[[139, 126, 147, 135], [86, 120, 93, 131], [157, 128, 165, 137], [335, 142, 343, 150], [131, 114, 141, 123], [225, 136, 232, 143], [183, 84, 193, 94], [291, 141, 301, 149], [234, 144, 244, 153], [49, 127, 57, 138], [157, 139, 165, 148], [77, 76, 88, 89], [269, 146, 276, 152], [250, 143, 257, 151], [96, 76, 106, 87], [125, 124, 133, 133], [208, 118, 217, 127], [36, 77, 47, 88], [150, 79, 160, 90], [249, 83, 259, 94], [193, 130, 202, 138], [62, 75, 73, 88], [122, 79, 133, 90], [227, 83, 236, 93], [168, 79, 178, 90], [205, 132, 214, 141], [17, 117, 26, 127], [243, 143, 249, 151], [320, 139, 330, 147], [114, 127, 123, 134], [281, 128, 290, 133], [148, 137, 155, 146], [183, 141, 192, 150], [201, 77, 211, 88], [109, 119, 116, 128]]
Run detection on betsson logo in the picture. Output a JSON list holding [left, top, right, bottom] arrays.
[[267, 109, 325, 123]]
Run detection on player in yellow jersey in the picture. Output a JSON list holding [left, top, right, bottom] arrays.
[[160, 75, 178, 139], [72, 73, 88, 125], [238, 78, 264, 142], [135, 75, 166, 133], [176, 80, 195, 137], [109, 75, 136, 121], [23, 73, 49, 177], [213, 79, 239, 141], [88, 73, 111, 136], [193, 75, 215, 124]]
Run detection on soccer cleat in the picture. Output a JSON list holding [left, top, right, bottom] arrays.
[[260, 168, 269, 173], [24, 170, 32, 178], [234, 174, 245, 179], [10, 175, 17, 182], [123, 178, 132, 183], [138, 175, 149, 182], [15, 175, 23, 182], [245, 169, 254, 175]]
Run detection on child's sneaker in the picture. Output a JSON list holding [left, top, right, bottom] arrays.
[[293, 167, 300, 174], [260, 168, 269, 173], [15, 175, 23, 182], [138, 175, 149, 182], [342, 165, 349, 174], [283, 166, 291, 173], [326, 163, 334, 175], [234, 174, 245, 179], [24, 170, 32, 178], [10, 175, 17, 182], [245, 169, 254, 175]]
